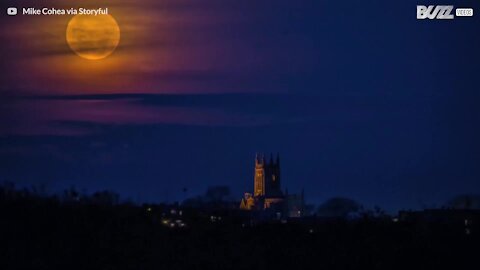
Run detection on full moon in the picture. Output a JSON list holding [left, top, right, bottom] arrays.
[[66, 14, 120, 60]]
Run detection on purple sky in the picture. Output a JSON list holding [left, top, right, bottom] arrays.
[[1, 0, 479, 211]]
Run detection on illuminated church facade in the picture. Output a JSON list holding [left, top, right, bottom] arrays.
[[240, 153, 304, 218]]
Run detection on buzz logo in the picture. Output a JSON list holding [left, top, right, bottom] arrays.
[[417, 5, 454, 19]]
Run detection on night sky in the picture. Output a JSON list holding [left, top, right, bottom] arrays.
[[1, 0, 479, 211]]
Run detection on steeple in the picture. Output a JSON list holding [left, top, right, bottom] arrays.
[[255, 153, 265, 165]]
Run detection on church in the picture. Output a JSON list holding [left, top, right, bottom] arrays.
[[240, 153, 305, 218]]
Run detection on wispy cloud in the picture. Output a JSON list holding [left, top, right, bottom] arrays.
[[0, 94, 303, 136], [0, 0, 328, 95], [1, 92, 429, 136]]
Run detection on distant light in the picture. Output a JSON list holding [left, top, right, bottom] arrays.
[[309, 229, 314, 234], [170, 223, 176, 228], [147, 207, 152, 212], [392, 218, 399, 223]]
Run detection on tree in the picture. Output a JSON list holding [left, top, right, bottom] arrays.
[[317, 197, 362, 218], [205, 186, 231, 202], [446, 194, 480, 209], [91, 190, 120, 205], [182, 186, 234, 209]]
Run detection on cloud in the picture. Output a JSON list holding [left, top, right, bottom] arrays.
[[0, 94, 302, 136], [0, 0, 330, 95], [1, 91, 432, 137]]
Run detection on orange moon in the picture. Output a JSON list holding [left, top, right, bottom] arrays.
[[66, 14, 120, 60]]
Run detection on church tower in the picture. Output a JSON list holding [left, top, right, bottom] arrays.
[[264, 153, 282, 197], [240, 153, 304, 217], [254, 153, 265, 196], [253, 153, 283, 198]]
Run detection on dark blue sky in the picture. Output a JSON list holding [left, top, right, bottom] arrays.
[[1, 0, 479, 211]]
